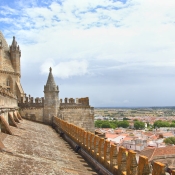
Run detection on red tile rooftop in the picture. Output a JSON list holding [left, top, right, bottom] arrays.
[[123, 137, 133, 141], [0, 120, 97, 175], [140, 146, 175, 161], [105, 133, 118, 139]]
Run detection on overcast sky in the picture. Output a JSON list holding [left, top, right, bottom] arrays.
[[0, 0, 175, 107]]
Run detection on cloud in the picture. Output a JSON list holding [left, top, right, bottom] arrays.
[[1, 0, 175, 106], [40, 59, 88, 78]]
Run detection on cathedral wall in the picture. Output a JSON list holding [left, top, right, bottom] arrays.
[[20, 108, 43, 122], [59, 107, 95, 133]]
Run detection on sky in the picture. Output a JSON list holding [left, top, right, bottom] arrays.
[[0, 0, 175, 107]]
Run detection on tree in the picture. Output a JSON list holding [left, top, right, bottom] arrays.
[[118, 121, 129, 128], [95, 120, 103, 128], [134, 121, 145, 130], [153, 120, 170, 128], [164, 137, 175, 145], [170, 123, 175, 127], [101, 122, 111, 128]]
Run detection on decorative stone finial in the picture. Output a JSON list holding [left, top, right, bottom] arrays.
[[49, 67, 52, 73]]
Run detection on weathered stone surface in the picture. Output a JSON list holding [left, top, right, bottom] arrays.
[[60, 107, 94, 132], [20, 108, 43, 122], [0, 119, 97, 175]]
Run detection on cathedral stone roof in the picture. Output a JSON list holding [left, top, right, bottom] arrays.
[[0, 31, 9, 50], [0, 31, 15, 72], [0, 120, 96, 174]]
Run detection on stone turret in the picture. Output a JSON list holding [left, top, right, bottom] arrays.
[[10, 36, 21, 75], [43, 67, 59, 124]]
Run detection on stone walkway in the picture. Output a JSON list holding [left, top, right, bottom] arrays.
[[0, 120, 98, 175]]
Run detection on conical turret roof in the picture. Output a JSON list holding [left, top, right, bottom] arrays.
[[10, 36, 20, 51], [46, 67, 56, 86], [12, 36, 17, 47], [44, 67, 59, 92]]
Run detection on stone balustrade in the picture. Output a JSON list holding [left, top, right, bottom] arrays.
[[53, 117, 175, 175]]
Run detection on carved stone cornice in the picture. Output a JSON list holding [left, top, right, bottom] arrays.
[[0, 70, 21, 77]]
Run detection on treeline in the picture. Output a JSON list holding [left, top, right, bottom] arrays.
[[95, 120, 145, 129], [153, 120, 175, 128], [95, 119, 175, 129], [95, 120, 129, 128]]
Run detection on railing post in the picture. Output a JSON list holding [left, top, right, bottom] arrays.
[[85, 132, 90, 151], [83, 131, 87, 149], [98, 138, 104, 163], [94, 135, 100, 160], [77, 128, 81, 144], [110, 144, 118, 173], [137, 155, 150, 175], [91, 135, 97, 157], [75, 126, 78, 143], [104, 140, 110, 168], [126, 150, 137, 175], [114, 146, 127, 175], [90, 134, 95, 156], [152, 162, 165, 175], [87, 132, 91, 152], [80, 129, 84, 147]]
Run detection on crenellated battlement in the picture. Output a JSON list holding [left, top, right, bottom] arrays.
[[53, 117, 175, 175], [60, 97, 90, 108], [18, 94, 44, 108]]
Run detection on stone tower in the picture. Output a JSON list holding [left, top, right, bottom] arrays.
[[43, 67, 59, 124], [10, 36, 21, 75]]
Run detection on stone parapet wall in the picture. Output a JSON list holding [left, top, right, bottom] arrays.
[[20, 108, 43, 122], [53, 117, 175, 175], [59, 106, 94, 132]]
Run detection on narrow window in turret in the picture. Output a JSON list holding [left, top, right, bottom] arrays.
[[7, 79, 11, 90], [7, 79, 10, 86]]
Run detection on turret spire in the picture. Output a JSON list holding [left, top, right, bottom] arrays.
[[10, 36, 20, 51], [44, 67, 59, 92]]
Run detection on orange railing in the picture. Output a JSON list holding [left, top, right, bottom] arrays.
[[53, 117, 175, 175]]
